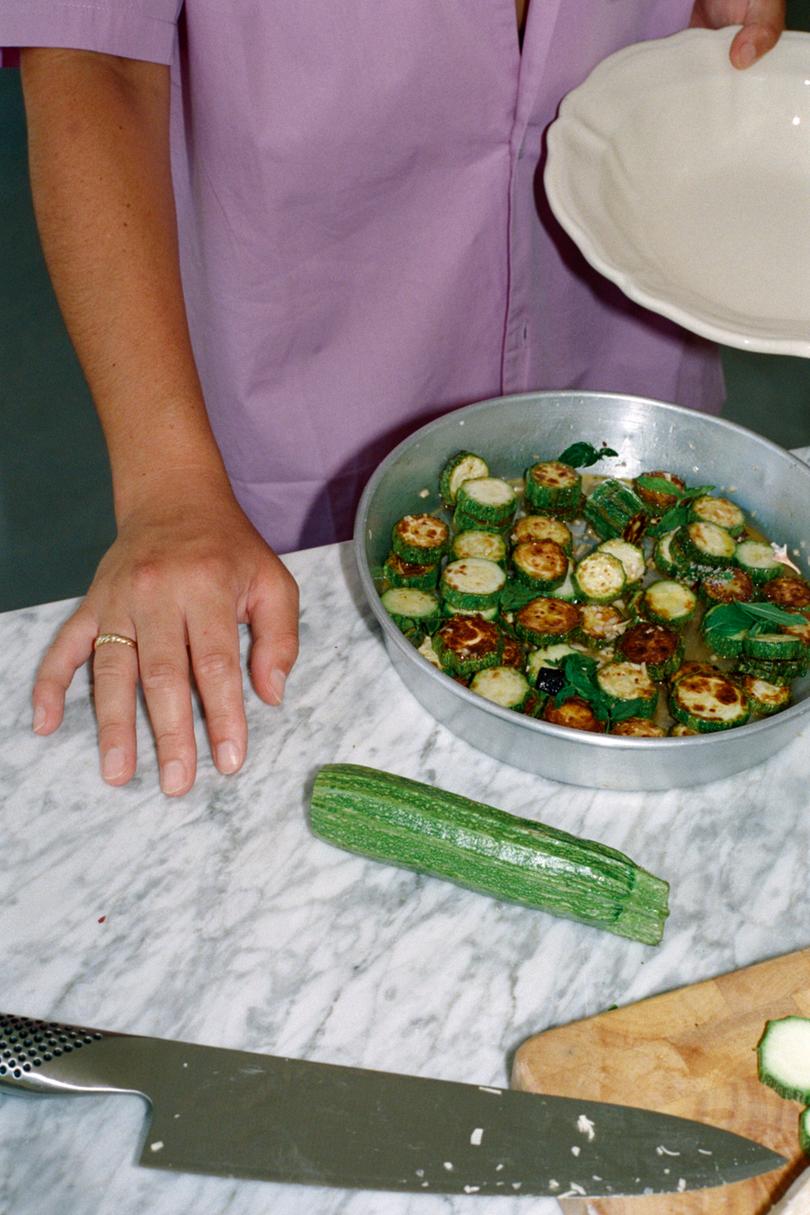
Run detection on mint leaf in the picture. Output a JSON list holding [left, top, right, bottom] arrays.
[[499, 582, 547, 612], [557, 442, 618, 469], [635, 476, 714, 501], [703, 600, 805, 642]]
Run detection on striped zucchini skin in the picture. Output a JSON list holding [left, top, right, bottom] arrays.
[[524, 461, 582, 515], [310, 764, 669, 944], [383, 551, 439, 591], [439, 451, 489, 506], [583, 479, 647, 543], [391, 514, 449, 565], [456, 477, 517, 526]]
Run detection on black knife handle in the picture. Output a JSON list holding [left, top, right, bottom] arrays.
[[0, 1012, 138, 1097]]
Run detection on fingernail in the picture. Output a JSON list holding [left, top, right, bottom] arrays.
[[216, 740, 241, 774], [32, 704, 47, 733], [269, 668, 287, 704], [161, 759, 187, 795], [102, 746, 126, 781], [737, 41, 756, 68]]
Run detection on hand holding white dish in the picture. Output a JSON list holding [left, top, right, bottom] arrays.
[[544, 27, 810, 357]]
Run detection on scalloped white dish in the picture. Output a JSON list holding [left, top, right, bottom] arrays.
[[545, 28, 810, 356]]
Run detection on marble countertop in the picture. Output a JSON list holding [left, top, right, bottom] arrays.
[[2, 452, 810, 1215]]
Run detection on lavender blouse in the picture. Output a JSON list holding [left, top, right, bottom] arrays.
[[2, 1, 723, 551]]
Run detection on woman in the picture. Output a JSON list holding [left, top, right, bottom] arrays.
[[2, 0, 785, 793]]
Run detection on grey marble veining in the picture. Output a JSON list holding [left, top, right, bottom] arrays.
[[1, 451, 810, 1215]]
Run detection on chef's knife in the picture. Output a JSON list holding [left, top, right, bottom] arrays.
[[0, 1013, 784, 1200]]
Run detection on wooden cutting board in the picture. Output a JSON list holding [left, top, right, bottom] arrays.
[[512, 948, 810, 1214]]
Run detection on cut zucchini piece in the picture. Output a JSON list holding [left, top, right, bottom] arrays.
[[310, 764, 669, 943], [735, 656, 808, 685], [452, 505, 509, 536], [700, 602, 749, 659], [469, 665, 531, 711], [633, 470, 686, 514], [524, 460, 582, 515], [543, 695, 606, 734], [758, 1016, 810, 1103], [526, 643, 584, 684], [583, 479, 648, 543], [500, 634, 527, 670], [551, 560, 578, 602], [596, 538, 646, 586], [596, 661, 658, 719], [512, 514, 573, 552], [417, 635, 443, 669], [688, 495, 745, 537], [699, 567, 754, 605], [577, 603, 629, 648], [383, 551, 439, 590], [763, 575, 810, 609], [641, 579, 697, 628], [782, 612, 810, 645], [442, 603, 500, 622], [512, 539, 569, 591], [735, 539, 782, 584], [653, 530, 682, 579], [618, 621, 683, 681], [667, 531, 719, 583], [670, 660, 724, 686], [439, 451, 489, 505], [573, 551, 626, 604], [742, 632, 806, 662], [433, 616, 503, 677], [514, 597, 581, 647], [800, 1108, 810, 1157], [670, 722, 699, 737], [678, 520, 736, 567], [381, 587, 441, 634], [451, 529, 508, 566], [742, 675, 791, 716], [391, 514, 449, 565], [440, 557, 506, 611], [611, 717, 667, 738], [456, 477, 517, 526], [670, 671, 749, 733]]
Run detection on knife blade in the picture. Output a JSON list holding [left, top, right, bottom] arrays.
[[0, 1013, 785, 1199]]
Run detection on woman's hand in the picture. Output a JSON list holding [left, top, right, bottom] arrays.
[[690, 0, 786, 68], [32, 477, 299, 796]]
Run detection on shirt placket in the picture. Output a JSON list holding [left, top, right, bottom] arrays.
[[501, 0, 562, 395]]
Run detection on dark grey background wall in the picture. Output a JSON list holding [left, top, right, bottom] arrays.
[[2, 7, 809, 612]]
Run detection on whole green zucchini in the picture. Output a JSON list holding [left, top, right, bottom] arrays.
[[309, 764, 669, 945]]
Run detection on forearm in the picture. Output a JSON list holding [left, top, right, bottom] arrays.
[[20, 48, 230, 522]]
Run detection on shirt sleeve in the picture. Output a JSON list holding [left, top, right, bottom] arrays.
[[0, 0, 182, 68]]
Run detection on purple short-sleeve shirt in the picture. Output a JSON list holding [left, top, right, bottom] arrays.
[[2, 1, 723, 552]]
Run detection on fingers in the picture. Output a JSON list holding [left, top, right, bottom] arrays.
[[186, 595, 247, 777], [135, 611, 196, 796], [730, 2, 785, 69], [32, 607, 97, 735], [91, 629, 140, 786], [247, 564, 300, 706]]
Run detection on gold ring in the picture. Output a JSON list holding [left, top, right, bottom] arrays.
[[94, 633, 137, 651]]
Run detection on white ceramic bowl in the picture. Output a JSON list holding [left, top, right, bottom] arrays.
[[545, 28, 810, 357]]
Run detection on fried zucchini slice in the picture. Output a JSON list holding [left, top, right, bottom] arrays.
[[543, 695, 606, 733], [432, 616, 503, 677], [670, 671, 749, 733], [618, 621, 682, 681], [512, 539, 569, 591], [391, 514, 449, 565], [514, 597, 581, 647]]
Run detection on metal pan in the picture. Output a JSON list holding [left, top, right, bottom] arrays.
[[354, 391, 810, 790]]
